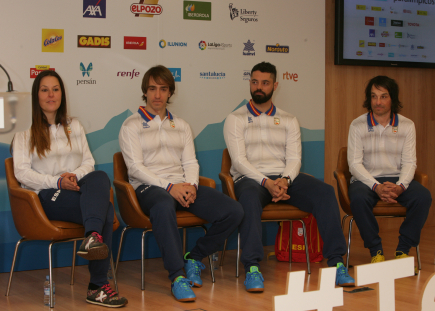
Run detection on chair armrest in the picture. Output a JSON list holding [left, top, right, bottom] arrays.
[[199, 176, 216, 189], [333, 169, 352, 215], [219, 171, 237, 201], [113, 179, 151, 228], [8, 186, 57, 238], [414, 170, 428, 188]]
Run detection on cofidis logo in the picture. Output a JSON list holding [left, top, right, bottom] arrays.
[[200, 71, 225, 80], [169, 68, 181, 82], [184, 1, 211, 21], [131, 1, 162, 17], [30, 65, 55, 79], [266, 44, 289, 53], [83, 0, 106, 18], [78, 35, 111, 48], [124, 36, 146, 50], [42, 29, 64, 53]]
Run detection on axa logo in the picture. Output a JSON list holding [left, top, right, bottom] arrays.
[[131, 1, 163, 17], [77, 62, 96, 85], [243, 40, 255, 56], [83, 0, 106, 18]]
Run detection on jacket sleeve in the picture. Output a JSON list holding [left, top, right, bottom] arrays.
[[71, 120, 95, 180], [281, 116, 301, 182]]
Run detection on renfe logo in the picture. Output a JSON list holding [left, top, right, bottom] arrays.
[[131, 3, 162, 15], [30, 66, 55, 78], [117, 69, 140, 79], [83, 0, 106, 18], [124, 36, 146, 50]]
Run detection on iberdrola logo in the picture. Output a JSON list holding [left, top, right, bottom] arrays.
[[186, 4, 195, 12]]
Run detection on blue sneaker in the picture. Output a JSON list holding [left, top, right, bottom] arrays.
[[244, 266, 264, 292], [184, 252, 205, 287], [336, 262, 355, 287], [171, 276, 196, 302]]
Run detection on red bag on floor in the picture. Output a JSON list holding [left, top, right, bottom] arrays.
[[274, 215, 324, 262]]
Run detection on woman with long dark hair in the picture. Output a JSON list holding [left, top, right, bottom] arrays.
[[12, 70, 127, 308]]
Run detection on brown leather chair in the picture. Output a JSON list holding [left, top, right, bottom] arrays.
[[4, 157, 120, 307], [333, 147, 428, 270], [218, 148, 311, 277], [112, 152, 216, 290]]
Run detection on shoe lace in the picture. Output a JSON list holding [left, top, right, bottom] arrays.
[[336, 264, 348, 277], [191, 260, 205, 275], [91, 232, 103, 243], [371, 250, 384, 263], [175, 277, 193, 290], [102, 284, 117, 298], [244, 270, 264, 285]]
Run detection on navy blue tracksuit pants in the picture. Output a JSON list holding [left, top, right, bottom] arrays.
[[235, 174, 347, 273], [349, 177, 432, 257], [136, 184, 244, 281], [38, 170, 114, 287]]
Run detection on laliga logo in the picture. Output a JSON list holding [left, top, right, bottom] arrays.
[[131, 3, 163, 15], [186, 4, 194, 11], [199, 41, 206, 50], [44, 35, 62, 47], [159, 39, 166, 48]]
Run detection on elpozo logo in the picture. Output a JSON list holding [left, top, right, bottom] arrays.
[[131, 1, 162, 17], [42, 29, 64, 53], [159, 40, 187, 48], [83, 0, 106, 18], [184, 1, 211, 21], [266, 44, 289, 53], [77, 62, 96, 85], [78, 35, 111, 48], [200, 71, 226, 80], [124, 36, 146, 50], [229, 3, 258, 23], [30, 65, 55, 79]]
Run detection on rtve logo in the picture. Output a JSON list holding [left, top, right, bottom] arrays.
[[282, 72, 298, 82]]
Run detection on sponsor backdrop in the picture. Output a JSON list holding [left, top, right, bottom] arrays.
[[0, 0, 325, 272]]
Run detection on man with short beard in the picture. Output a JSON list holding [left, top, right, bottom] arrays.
[[223, 62, 355, 292]]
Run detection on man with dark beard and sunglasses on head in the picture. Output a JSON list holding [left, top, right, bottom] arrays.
[[223, 62, 355, 292]]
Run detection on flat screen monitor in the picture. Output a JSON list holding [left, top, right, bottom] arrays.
[[335, 0, 435, 68]]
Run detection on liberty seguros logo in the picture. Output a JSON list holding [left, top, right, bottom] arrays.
[[229, 3, 258, 23]]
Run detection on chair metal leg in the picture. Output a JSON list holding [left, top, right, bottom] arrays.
[[200, 225, 215, 283], [219, 239, 228, 266], [48, 241, 55, 308], [289, 221, 293, 271], [110, 254, 118, 293], [70, 240, 77, 285], [183, 228, 187, 255], [141, 230, 147, 290], [236, 231, 240, 278], [346, 218, 354, 270], [5, 238, 24, 296], [115, 226, 130, 276], [416, 245, 421, 270], [299, 220, 311, 274], [341, 214, 349, 231]]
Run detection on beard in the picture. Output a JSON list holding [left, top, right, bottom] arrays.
[[251, 88, 274, 105]]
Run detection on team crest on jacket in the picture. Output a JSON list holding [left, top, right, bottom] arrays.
[[274, 117, 280, 125], [392, 126, 398, 133], [170, 120, 175, 128], [67, 125, 72, 134]]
